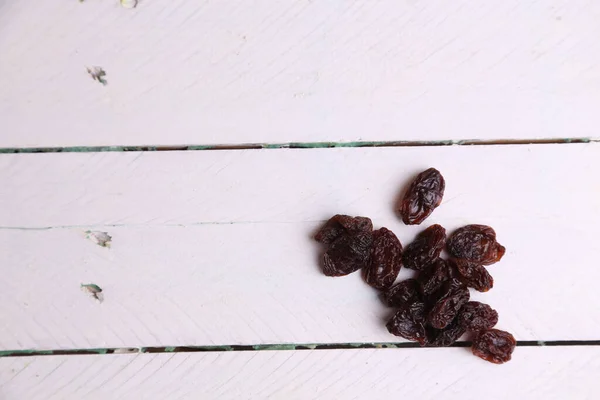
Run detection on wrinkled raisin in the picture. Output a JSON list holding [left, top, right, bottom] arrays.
[[363, 228, 403, 290], [426, 318, 467, 347], [418, 258, 453, 296], [398, 168, 445, 225], [472, 329, 516, 364], [386, 300, 428, 345], [447, 225, 505, 266], [403, 224, 446, 271], [315, 215, 373, 244], [383, 279, 421, 307], [449, 258, 494, 292], [428, 278, 470, 329], [459, 302, 498, 332], [322, 231, 373, 277]]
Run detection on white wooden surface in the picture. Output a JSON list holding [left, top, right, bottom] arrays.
[[2, 348, 599, 400], [0, 144, 599, 351], [1, 0, 600, 147], [2, 2, 600, 397]]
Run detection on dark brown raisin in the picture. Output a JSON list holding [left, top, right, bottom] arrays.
[[322, 231, 373, 277], [472, 329, 516, 364], [363, 228, 403, 290], [398, 168, 445, 225], [449, 258, 494, 292], [382, 279, 421, 307], [403, 224, 446, 271], [315, 215, 373, 244], [447, 225, 505, 266], [428, 278, 470, 329], [426, 318, 467, 347], [386, 300, 428, 345], [418, 258, 453, 296], [458, 302, 498, 332]]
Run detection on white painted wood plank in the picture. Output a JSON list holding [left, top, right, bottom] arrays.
[[1, 1, 599, 147], [1, 348, 599, 399], [0, 144, 598, 349], [1, 144, 599, 228]]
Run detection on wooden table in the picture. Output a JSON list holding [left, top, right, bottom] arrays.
[[1, 1, 599, 398]]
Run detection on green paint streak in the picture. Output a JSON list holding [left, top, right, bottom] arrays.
[[0, 138, 595, 154], [201, 346, 234, 351], [81, 283, 102, 293], [0, 349, 53, 357], [0, 219, 323, 231], [87, 348, 108, 354], [186, 145, 216, 150], [252, 344, 298, 351], [0, 340, 596, 358]]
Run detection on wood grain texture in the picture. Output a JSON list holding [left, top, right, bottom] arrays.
[[1, 1, 599, 147], [2, 348, 599, 399], [0, 144, 598, 349]]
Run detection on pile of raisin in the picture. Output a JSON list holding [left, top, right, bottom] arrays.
[[314, 168, 515, 364]]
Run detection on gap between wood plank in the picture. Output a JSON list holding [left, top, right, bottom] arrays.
[[0, 137, 595, 154], [2, 341, 600, 358]]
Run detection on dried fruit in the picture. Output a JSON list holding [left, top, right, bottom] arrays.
[[403, 224, 446, 270], [322, 231, 372, 277], [428, 278, 470, 329], [418, 258, 453, 296], [447, 225, 505, 265], [450, 259, 494, 292], [459, 302, 498, 332], [315, 215, 373, 244], [386, 300, 428, 344], [472, 329, 516, 364], [398, 168, 445, 225], [364, 228, 403, 290], [426, 319, 467, 347], [382, 279, 421, 307], [314, 171, 515, 362], [316, 215, 374, 277]]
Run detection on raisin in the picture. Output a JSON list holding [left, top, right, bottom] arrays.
[[447, 225, 505, 266], [449, 258, 494, 292], [428, 278, 470, 329], [426, 318, 467, 347], [315, 215, 373, 244], [386, 300, 428, 345], [363, 228, 403, 290], [398, 168, 445, 225], [418, 258, 453, 296], [382, 279, 421, 307], [322, 231, 373, 276], [403, 224, 446, 270], [459, 302, 498, 332], [472, 329, 516, 364]]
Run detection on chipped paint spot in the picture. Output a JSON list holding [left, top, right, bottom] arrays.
[[81, 283, 103, 302], [86, 67, 107, 85], [86, 231, 112, 248], [120, 0, 138, 8], [113, 348, 140, 354]]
